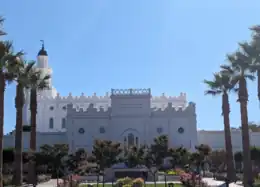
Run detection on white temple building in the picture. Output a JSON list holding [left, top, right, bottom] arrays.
[[3, 43, 260, 153]]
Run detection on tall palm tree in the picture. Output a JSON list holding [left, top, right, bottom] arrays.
[[221, 48, 255, 186], [204, 73, 236, 180], [0, 41, 23, 187], [28, 67, 50, 183], [12, 61, 35, 186]]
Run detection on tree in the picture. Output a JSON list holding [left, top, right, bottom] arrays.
[[11, 60, 35, 186], [27, 67, 50, 183], [234, 151, 243, 172], [124, 145, 146, 168], [40, 144, 68, 186], [66, 149, 88, 175], [194, 144, 211, 175], [144, 135, 169, 187], [89, 140, 122, 187], [204, 73, 236, 180], [209, 150, 226, 170], [221, 47, 255, 186]]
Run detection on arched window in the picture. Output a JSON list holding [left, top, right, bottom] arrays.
[[49, 118, 54, 129], [128, 133, 135, 148], [62, 118, 66, 128], [135, 137, 139, 148]]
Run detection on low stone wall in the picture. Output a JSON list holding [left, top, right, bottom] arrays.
[[77, 175, 103, 182], [158, 175, 179, 181]]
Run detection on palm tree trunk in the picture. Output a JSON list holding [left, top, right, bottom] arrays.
[[29, 89, 37, 185], [13, 83, 24, 186], [0, 73, 5, 187], [30, 89, 37, 151], [222, 93, 235, 181], [257, 70, 260, 102], [238, 78, 253, 186]]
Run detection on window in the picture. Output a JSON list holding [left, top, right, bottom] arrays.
[[49, 118, 54, 129], [135, 137, 139, 148], [62, 106, 66, 110], [78, 128, 85, 134], [128, 133, 134, 148], [99, 126, 105, 134], [62, 118, 66, 128], [49, 106, 54, 111]]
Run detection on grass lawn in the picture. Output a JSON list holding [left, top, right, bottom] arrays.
[[80, 184, 183, 187]]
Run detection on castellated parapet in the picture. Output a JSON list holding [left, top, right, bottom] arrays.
[[66, 101, 196, 118], [37, 89, 187, 109]]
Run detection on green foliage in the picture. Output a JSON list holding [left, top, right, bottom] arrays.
[[39, 144, 69, 177], [124, 145, 146, 168], [66, 148, 88, 174], [145, 135, 169, 169], [115, 177, 144, 187], [90, 140, 122, 171]]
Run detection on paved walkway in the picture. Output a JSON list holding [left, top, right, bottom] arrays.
[[37, 179, 60, 187], [202, 178, 243, 187]]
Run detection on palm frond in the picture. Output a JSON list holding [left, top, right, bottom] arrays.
[[204, 90, 221, 96], [250, 25, 260, 33], [244, 74, 255, 81], [24, 61, 36, 74]]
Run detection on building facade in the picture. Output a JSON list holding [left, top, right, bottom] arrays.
[[4, 44, 260, 153]]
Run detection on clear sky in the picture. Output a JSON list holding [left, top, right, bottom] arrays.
[[1, 0, 260, 134]]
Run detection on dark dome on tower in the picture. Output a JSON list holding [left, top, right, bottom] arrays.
[[37, 40, 48, 56]]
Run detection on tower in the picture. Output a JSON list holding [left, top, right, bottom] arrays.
[[35, 40, 57, 98], [22, 41, 57, 126]]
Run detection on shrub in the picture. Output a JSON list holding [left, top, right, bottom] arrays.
[[133, 178, 144, 187], [166, 168, 185, 175], [116, 177, 133, 187]]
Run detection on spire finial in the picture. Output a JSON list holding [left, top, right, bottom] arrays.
[[38, 40, 48, 56], [40, 40, 44, 49]]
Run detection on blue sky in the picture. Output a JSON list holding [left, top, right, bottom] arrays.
[[1, 0, 260, 133]]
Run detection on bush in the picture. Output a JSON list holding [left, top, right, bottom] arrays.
[[166, 168, 185, 176], [3, 175, 12, 186], [116, 177, 133, 187], [132, 178, 144, 187]]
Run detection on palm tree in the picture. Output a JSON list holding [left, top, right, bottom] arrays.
[[12, 61, 35, 186], [0, 42, 23, 187], [29, 68, 50, 151], [27, 67, 50, 184], [204, 73, 236, 180], [221, 48, 255, 186]]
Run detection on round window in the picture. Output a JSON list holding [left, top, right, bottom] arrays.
[[178, 127, 184, 134], [78, 128, 85, 134]]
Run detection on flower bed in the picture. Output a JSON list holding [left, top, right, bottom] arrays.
[[180, 172, 209, 187]]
